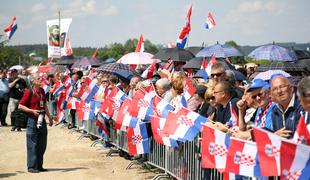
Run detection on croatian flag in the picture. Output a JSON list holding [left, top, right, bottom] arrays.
[[96, 113, 109, 136], [41, 84, 50, 94], [226, 102, 239, 128], [206, 55, 217, 76], [200, 57, 208, 80], [131, 89, 155, 121], [280, 140, 310, 180], [4, 16, 18, 39], [67, 97, 80, 110], [163, 107, 207, 142], [135, 34, 144, 52], [141, 59, 157, 79], [201, 125, 231, 171], [183, 78, 196, 101], [150, 116, 179, 148], [176, 4, 192, 49], [114, 98, 139, 130], [78, 78, 99, 103], [205, 12, 216, 29], [77, 100, 100, 121], [225, 138, 263, 178], [253, 128, 282, 176], [127, 123, 150, 156], [53, 83, 66, 97], [56, 111, 65, 123], [293, 112, 310, 145], [152, 95, 174, 118]]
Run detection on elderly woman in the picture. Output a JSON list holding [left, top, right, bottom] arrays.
[[18, 73, 53, 173], [170, 77, 186, 111]]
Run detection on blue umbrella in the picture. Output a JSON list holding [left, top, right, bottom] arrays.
[[248, 44, 297, 62], [226, 70, 246, 81], [196, 43, 243, 58]]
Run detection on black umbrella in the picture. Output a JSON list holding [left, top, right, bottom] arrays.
[[295, 58, 310, 72], [56, 58, 78, 65], [185, 46, 204, 56], [183, 57, 235, 70], [256, 61, 306, 74], [291, 49, 310, 60], [97, 63, 131, 74], [153, 47, 194, 62]]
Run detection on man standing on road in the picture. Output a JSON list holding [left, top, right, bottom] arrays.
[[19, 73, 53, 173]]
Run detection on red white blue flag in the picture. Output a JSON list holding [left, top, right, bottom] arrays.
[[225, 138, 263, 178], [135, 34, 144, 52], [200, 57, 209, 80], [176, 5, 192, 49], [150, 116, 179, 147], [127, 123, 150, 156], [4, 16, 18, 39], [205, 12, 216, 29], [226, 102, 239, 128], [152, 95, 174, 118], [206, 55, 217, 76], [78, 78, 99, 103], [253, 128, 281, 176], [131, 88, 155, 121], [280, 140, 310, 180], [114, 98, 139, 130], [96, 113, 109, 137], [201, 125, 231, 171], [163, 107, 207, 142], [293, 112, 310, 145], [183, 78, 196, 101]]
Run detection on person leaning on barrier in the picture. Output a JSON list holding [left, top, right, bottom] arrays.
[[233, 79, 274, 140], [18, 73, 53, 173], [270, 75, 304, 138], [297, 76, 310, 124], [208, 81, 240, 132], [155, 78, 173, 103], [170, 77, 186, 112]]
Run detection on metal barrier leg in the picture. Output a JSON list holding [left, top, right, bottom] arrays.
[[106, 148, 119, 157], [152, 173, 170, 180], [77, 131, 90, 140], [90, 139, 102, 147]]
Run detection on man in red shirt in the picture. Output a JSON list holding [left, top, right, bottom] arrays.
[[19, 73, 53, 173]]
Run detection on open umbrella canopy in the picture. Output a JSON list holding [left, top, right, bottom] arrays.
[[254, 70, 291, 81], [256, 61, 305, 73], [97, 63, 131, 74], [295, 58, 310, 72], [117, 52, 159, 64], [153, 47, 194, 62], [56, 58, 78, 65], [183, 57, 235, 70], [196, 43, 243, 58], [50, 65, 67, 75], [185, 46, 204, 55], [290, 49, 310, 60], [248, 44, 297, 61], [71, 57, 102, 69], [9, 65, 24, 70]]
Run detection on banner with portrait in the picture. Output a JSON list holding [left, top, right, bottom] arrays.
[[46, 18, 72, 58]]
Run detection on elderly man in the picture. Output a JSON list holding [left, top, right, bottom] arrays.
[[297, 76, 310, 123], [19, 73, 53, 173], [155, 78, 173, 103], [211, 81, 240, 132], [271, 75, 303, 138]]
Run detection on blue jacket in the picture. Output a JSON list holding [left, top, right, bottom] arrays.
[[271, 95, 304, 138]]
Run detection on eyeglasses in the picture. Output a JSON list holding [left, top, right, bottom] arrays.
[[271, 85, 289, 93], [211, 72, 224, 78], [102, 80, 108, 83], [251, 92, 264, 99], [206, 96, 215, 101]]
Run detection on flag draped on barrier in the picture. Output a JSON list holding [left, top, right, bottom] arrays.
[[127, 123, 150, 156], [114, 98, 139, 130]]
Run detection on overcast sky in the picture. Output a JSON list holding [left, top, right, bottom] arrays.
[[1, 0, 309, 47]]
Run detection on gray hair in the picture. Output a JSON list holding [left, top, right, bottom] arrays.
[[156, 78, 171, 91], [298, 76, 310, 97], [28, 73, 38, 83]]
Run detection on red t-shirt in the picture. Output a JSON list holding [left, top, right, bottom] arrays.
[[19, 88, 46, 119]]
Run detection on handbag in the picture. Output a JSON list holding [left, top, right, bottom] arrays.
[[12, 89, 33, 128]]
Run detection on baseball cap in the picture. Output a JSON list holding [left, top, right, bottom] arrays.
[[247, 79, 270, 92]]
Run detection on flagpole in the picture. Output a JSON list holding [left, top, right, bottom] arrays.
[[58, 10, 61, 58]]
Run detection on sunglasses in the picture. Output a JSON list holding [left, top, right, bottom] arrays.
[[251, 92, 264, 99], [206, 96, 215, 101], [102, 80, 108, 83], [211, 72, 224, 78]]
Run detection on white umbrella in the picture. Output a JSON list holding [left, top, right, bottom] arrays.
[[253, 70, 291, 81], [9, 65, 24, 70], [117, 52, 160, 64]]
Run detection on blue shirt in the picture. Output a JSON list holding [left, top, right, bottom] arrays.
[[271, 95, 304, 138], [0, 78, 9, 97], [254, 102, 275, 130]]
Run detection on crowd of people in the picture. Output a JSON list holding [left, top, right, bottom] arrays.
[[0, 61, 309, 176]]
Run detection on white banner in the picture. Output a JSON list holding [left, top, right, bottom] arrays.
[[46, 18, 72, 58]]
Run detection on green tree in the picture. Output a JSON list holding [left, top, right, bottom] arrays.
[[224, 40, 245, 64]]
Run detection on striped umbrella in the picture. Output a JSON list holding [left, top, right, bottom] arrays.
[[97, 63, 131, 73], [248, 44, 297, 62], [196, 43, 243, 58]]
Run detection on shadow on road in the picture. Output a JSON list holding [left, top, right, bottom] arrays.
[[45, 167, 88, 172], [0, 173, 17, 178]]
